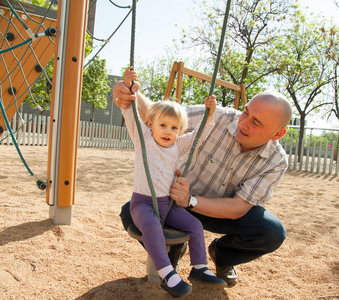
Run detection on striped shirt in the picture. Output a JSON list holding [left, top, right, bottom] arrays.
[[180, 105, 288, 206]]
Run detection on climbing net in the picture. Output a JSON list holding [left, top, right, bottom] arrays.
[[0, 0, 58, 189], [0, 0, 57, 140], [0, 0, 138, 143], [0, 0, 140, 189]]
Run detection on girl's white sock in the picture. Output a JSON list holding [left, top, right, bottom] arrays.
[[158, 265, 181, 287], [193, 264, 216, 276]]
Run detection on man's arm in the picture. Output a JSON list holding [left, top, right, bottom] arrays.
[[170, 170, 253, 220], [112, 81, 152, 122]]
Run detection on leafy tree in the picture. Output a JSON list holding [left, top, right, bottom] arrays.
[[22, 0, 57, 9], [180, 0, 295, 104], [133, 55, 213, 106], [81, 56, 110, 122], [323, 25, 339, 122], [25, 61, 54, 111], [274, 10, 335, 160]]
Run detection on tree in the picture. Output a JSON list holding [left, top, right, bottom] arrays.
[[323, 25, 339, 122], [180, 0, 295, 103], [25, 60, 54, 112], [274, 11, 335, 160], [134, 54, 213, 105], [81, 56, 110, 122]]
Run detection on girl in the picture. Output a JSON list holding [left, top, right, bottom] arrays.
[[121, 67, 226, 298]]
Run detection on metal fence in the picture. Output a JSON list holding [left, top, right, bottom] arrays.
[[280, 136, 338, 175], [1, 113, 338, 175]]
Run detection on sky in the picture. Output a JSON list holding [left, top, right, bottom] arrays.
[[85, 0, 339, 130], [87, 0, 339, 75]]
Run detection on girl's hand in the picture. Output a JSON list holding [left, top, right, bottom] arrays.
[[123, 66, 138, 88], [205, 95, 216, 115]]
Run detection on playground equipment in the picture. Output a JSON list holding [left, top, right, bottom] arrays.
[[0, 0, 57, 136], [0, 0, 89, 225], [47, 0, 89, 225], [0, 1, 57, 189], [164, 61, 247, 109]]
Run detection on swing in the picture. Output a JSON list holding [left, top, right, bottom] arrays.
[[126, 0, 232, 286]]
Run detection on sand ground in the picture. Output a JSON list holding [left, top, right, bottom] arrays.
[[0, 145, 338, 299]]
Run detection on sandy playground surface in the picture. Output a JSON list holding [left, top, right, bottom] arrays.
[[0, 145, 338, 300]]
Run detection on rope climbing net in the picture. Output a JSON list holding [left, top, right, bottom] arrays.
[[0, 0, 57, 135], [0, 0, 58, 189], [0, 0, 140, 191]]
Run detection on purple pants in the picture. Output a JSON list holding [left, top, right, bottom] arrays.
[[130, 192, 207, 270]]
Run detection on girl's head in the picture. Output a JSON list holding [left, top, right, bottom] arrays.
[[145, 100, 188, 147]]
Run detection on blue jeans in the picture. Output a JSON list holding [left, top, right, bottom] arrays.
[[120, 201, 286, 267]]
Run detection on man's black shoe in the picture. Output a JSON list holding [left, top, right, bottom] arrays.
[[208, 238, 238, 287], [188, 266, 227, 288]]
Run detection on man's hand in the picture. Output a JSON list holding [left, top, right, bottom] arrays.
[[170, 170, 190, 208], [112, 80, 140, 110]]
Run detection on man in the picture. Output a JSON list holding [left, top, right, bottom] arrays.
[[113, 80, 292, 286]]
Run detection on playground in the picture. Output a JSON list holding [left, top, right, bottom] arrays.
[[1, 0, 338, 299], [0, 145, 338, 299]]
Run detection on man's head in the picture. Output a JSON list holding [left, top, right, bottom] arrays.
[[236, 91, 292, 152]]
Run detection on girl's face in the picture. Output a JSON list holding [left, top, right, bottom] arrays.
[[147, 115, 181, 147]]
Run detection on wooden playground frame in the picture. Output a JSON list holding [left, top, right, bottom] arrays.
[[164, 61, 247, 109]]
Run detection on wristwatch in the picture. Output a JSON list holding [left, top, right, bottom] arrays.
[[187, 195, 198, 209]]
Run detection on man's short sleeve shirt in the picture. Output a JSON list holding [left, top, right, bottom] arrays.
[[181, 105, 288, 206]]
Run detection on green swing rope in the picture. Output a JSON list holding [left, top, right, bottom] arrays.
[[129, 0, 232, 223], [164, 0, 233, 224], [129, 0, 160, 220], [182, 0, 232, 176]]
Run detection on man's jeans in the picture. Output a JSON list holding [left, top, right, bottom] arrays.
[[120, 201, 286, 267]]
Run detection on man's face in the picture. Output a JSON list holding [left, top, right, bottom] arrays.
[[236, 96, 285, 152]]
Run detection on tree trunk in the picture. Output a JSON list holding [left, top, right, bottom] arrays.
[[91, 104, 95, 122], [297, 114, 306, 162]]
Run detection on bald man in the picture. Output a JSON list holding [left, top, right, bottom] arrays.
[[114, 82, 292, 287]]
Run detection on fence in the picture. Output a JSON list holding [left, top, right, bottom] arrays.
[[1, 114, 338, 175], [280, 136, 339, 175], [0, 113, 134, 149]]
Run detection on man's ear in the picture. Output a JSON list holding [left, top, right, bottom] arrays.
[[272, 127, 287, 141]]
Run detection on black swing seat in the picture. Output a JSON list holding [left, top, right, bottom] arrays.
[[127, 224, 190, 245]]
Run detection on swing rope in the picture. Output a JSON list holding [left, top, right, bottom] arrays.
[[128, 0, 161, 220], [128, 0, 232, 223], [164, 0, 232, 225]]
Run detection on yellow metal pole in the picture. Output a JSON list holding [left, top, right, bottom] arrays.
[[47, 0, 89, 225]]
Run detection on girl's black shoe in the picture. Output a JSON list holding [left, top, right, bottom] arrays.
[[160, 270, 192, 298]]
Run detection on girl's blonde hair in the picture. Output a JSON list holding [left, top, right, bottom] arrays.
[[145, 100, 188, 135]]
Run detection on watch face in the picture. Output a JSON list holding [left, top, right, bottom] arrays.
[[190, 196, 198, 207]]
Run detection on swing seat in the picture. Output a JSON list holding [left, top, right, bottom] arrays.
[[127, 224, 190, 245], [127, 224, 190, 283]]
